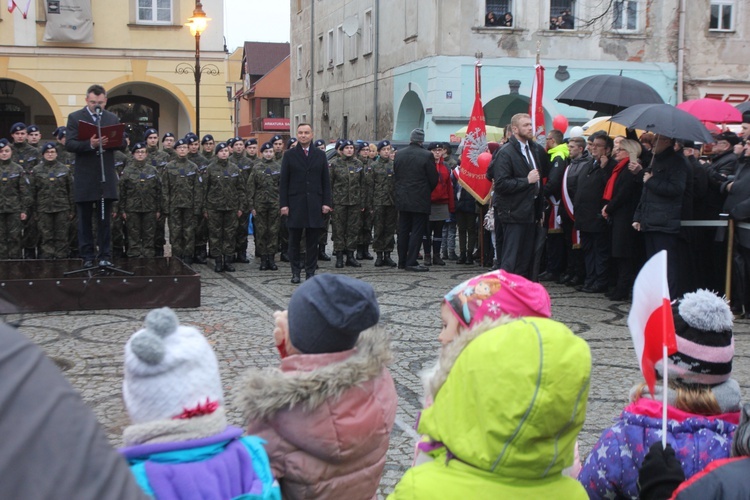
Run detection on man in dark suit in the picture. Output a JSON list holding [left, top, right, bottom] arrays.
[[489, 113, 550, 279], [279, 123, 332, 284], [66, 84, 121, 268], [394, 128, 438, 271]]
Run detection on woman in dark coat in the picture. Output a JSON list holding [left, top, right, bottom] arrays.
[[602, 139, 644, 300]]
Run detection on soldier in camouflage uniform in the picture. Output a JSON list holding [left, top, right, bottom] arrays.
[[143, 128, 170, 257], [329, 140, 363, 268], [0, 138, 30, 259], [161, 132, 177, 161], [30, 143, 75, 259], [119, 142, 162, 258], [229, 137, 254, 263], [111, 134, 132, 258], [313, 139, 332, 261], [371, 140, 398, 267], [356, 142, 375, 260], [200, 134, 215, 162], [10, 123, 41, 259], [161, 138, 201, 265], [248, 142, 281, 271], [244, 138, 259, 163], [203, 142, 246, 273], [187, 135, 210, 264], [271, 134, 289, 261]]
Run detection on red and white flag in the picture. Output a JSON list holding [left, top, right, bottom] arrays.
[[627, 250, 677, 397], [529, 63, 546, 141], [8, 0, 31, 18], [458, 62, 492, 204]]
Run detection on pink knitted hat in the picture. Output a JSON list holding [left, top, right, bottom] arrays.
[[443, 270, 551, 328]]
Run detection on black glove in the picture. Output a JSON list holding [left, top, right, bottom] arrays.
[[638, 442, 685, 500]]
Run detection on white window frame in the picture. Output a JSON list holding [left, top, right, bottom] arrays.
[[317, 34, 324, 72], [336, 24, 345, 66], [327, 29, 335, 68], [348, 31, 359, 61], [136, 0, 172, 24], [296, 45, 303, 80], [709, 0, 735, 32], [612, 0, 639, 32], [363, 9, 373, 55]]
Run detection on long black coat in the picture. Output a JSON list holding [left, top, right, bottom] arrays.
[[393, 142, 438, 214], [603, 159, 643, 258], [724, 158, 750, 249], [633, 147, 688, 234], [66, 107, 120, 203], [574, 158, 613, 233], [279, 144, 332, 229]]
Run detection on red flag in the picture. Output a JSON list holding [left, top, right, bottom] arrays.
[[529, 64, 546, 141], [458, 63, 492, 204], [627, 250, 678, 396], [8, 0, 31, 18]]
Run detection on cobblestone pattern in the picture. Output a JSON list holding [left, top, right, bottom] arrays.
[[5, 244, 750, 498]]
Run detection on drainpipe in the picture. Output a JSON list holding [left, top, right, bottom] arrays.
[[677, 0, 685, 103], [310, 2, 315, 127], [373, 0, 380, 138]]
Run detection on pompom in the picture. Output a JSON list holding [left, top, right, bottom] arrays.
[[144, 307, 179, 338], [678, 289, 733, 333], [130, 331, 166, 365]]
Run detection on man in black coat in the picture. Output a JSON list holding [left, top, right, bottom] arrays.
[[66, 84, 121, 267], [393, 128, 438, 271], [489, 113, 549, 279], [279, 123, 332, 283]]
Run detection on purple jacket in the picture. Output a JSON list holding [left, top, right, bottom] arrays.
[[578, 399, 739, 500]]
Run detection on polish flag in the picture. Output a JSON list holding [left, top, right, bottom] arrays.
[[529, 63, 546, 141], [627, 250, 677, 397], [8, 0, 31, 18]]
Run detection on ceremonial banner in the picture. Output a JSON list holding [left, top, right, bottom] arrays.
[[530, 63, 546, 141], [458, 63, 492, 204], [43, 0, 93, 43]]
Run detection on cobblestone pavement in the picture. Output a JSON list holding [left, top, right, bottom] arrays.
[[4, 250, 750, 498]]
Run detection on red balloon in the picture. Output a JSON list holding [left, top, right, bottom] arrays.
[[477, 152, 493, 171], [552, 114, 569, 132]]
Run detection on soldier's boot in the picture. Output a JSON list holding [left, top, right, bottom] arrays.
[[259, 255, 268, 271], [432, 242, 446, 266], [466, 254, 475, 265], [236, 244, 250, 263], [214, 256, 224, 272], [383, 252, 398, 267], [318, 244, 331, 261], [356, 245, 365, 260], [449, 250, 459, 261], [268, 254, 278, 271], [346, 250, 362, 268], [362, 244, 374, 260], [223, 255, 236, 272], [424, 253, 432, 266], [195, 247, 207, 264], [457, 252, 467, 264], [335, 251, 345, 269], [374, 252, 384, 267], [280, 252, 290, 262]]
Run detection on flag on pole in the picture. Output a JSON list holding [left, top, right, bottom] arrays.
[[8, 0, 31, 18], [457, 62, 492, 204], [627, 250, 678, 397], [529, 63, 546, 141]]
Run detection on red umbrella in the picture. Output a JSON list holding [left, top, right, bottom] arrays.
[[677, 98, 742, 123]]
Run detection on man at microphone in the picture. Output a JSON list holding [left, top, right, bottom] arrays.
[[66, 84, 121, 268]]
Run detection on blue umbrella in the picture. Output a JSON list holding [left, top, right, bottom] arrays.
[[611, 104, 715, 143]]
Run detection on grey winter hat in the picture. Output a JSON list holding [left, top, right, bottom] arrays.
[[410, 128, 425, 143], [287, 274, 380, 354]]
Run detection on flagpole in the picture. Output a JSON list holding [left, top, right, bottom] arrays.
[[662, 344, 668, 449], [475, 58, 485, 268]]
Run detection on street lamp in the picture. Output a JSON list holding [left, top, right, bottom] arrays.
[[176, 1, 218, 139]]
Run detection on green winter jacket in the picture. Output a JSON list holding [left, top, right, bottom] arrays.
[[390, 317, 591, 499]]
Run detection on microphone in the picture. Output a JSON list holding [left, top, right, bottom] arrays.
[[94, 105, 102, 116]]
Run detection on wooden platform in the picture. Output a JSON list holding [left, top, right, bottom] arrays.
[[0, 258, 200, 313]]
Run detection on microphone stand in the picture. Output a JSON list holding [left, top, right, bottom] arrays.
[[65, 107, 132, 277]]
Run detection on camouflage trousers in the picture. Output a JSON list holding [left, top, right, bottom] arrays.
[[332, 205, 361, 252], [318, 213, 331, 246], [0, 212, 23, 259], [112, 214, 126, 256], [38, 211, 70, 259], [254, 205, 280, 255], [21, 215, 39, 255], [167, 208, 196, 259], [235, 211, 250, 254], [372, 205, 397, 252], [155, 215, 166, 256], [194, 214, 208, 255], [126, 212, 157, 258], [208, 210, 238, 257], [358, 208, 373, 246]]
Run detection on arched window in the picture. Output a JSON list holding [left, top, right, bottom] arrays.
[[106, 95, 160, 143]]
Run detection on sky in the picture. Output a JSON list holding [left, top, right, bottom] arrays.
[[223, 0, 291, 52]]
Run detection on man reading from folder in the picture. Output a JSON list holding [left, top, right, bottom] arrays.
[[66, 84, 121, 268]]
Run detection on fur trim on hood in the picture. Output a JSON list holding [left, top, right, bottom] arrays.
[[235, 326, 392, 421], [421, 316, 516, 404]]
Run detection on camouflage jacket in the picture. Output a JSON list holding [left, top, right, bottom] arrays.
[[188, 152, 210, 171], [161, 157, 202, 215], [12, 142, 40, 173], [147, 146, 170, 171], [114, 149, 131, 175], [30, 160, 74, 214], [119, 160, 162, 213], [371, 156, 396, 206], [204, 158, 246, 212], [0, 159, 31, 213], [247, 158, 281, 211], [329, 155, 364, 207], [54, 143, 75, 169]]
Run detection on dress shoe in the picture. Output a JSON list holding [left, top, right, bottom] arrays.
[[538, 271, 560, 282], [291, 275, 301, 284], [608, 289, 630, 301], [581, 284, 607, 293], [305, 273, 315, 280], [318, 248, 331, 261], [405, 265, 429, 272], [457, 253, 467, 264], [557, 273, 572, 285], [82, 259, 94, 268], [432, 255, 446, 266], [448, 251, 459, 261], [566, 276, 583, 287], [98, 260, 113, 267]]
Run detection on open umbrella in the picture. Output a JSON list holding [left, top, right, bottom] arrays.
[[676, 98, 742, 123], [611, 104, 715, 143], [555, 74, 664, 114], [582, 116, 643, 137], [735, 102, 750, 114], [454, 125, 504, 142]]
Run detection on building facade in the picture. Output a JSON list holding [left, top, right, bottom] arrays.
[[290, 0, 749, 142], [0, 0, 231, 142]]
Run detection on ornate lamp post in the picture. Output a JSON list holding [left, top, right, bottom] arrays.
[[176, 1, 218, 138]]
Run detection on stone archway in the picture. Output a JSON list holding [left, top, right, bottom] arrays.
[[0, 80, 57, 142], [107, 83, 190, 142], [483, 94, 551, 130], [394, 90, 425, 141]]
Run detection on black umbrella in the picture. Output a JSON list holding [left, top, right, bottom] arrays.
[[736, 102, 750, 114], [555, 74, 664, 114], [611, 104, 715, 143]]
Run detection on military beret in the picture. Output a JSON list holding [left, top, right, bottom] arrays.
[[185, 136, 198, 145], [286, 138, 298, 149], [338, 140, 354, 150], [41, 142, 56, 153], [245, 138, 258, 146], [131, 142, 147, 153], [313, 139, 326, 148], [200, 134, 214, 144], [27, 125, 40, 133], [175, 138, 188, 148], [227, 137, 237, 146], [56, 128, 67, 139], [356, 141, 369, 152], [260, 142, 273, 152], [214, 142, 229, 154], [143, 128, 158, 139], [271, 135, 283, 143], [0, 139, 9, 149], [377, 140, 391, 151], [161, 132, 175, 142], [10, 122, 26, 134]]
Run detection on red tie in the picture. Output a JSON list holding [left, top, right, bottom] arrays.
[[304, 148, 309, 156]]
